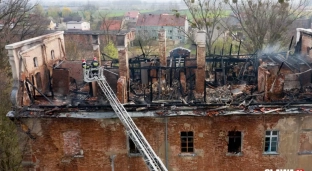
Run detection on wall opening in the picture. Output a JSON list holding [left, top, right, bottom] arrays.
[[264, 130, 279, 153], [181, 131, 194, 153], [63, 130, 81, 156], [33, 57, 38, 67], [51, 50, 55, 59], [228, 131, 241, 154], [35, 72, 42, 92], [128, 137, 140, 155]]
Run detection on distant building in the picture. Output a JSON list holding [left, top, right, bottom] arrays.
[[63, 16, 82, 23], [124, 11, 140, 23], [46, 20, 57, 30], [0, 18, 16, 29], [101, 20, 123, 33], [66, 21, 90, 31], [296, 28, 312, 59], [135, 14, 188, 43]]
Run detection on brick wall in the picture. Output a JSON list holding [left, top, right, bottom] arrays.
[[301, 34, 312, 58], [195, 44, 206, 99], [64, 34, 116, 60], [22, 114, 312, 171]]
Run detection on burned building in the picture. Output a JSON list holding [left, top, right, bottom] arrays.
[[5, 29, 312, 171]]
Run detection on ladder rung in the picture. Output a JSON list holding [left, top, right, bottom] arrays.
[[92, 69, 167, 171]]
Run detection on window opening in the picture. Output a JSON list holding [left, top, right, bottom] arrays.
[[264, 131, 278, 153], [129, 137, 140, 154], [33, 57, 38, 67], [51, 50, 55, 59], [228, 131, 241, 154], [181, 131, 194, 152]]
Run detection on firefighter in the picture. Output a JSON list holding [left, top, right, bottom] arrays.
[[82, 59, 91, 69], [91, 57, 99, 76], [82, 59, 87, 68]]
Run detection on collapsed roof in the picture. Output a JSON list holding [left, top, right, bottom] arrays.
[[5, 29, 312, 118]]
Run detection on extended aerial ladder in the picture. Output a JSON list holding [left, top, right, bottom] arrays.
[[83, 67, 168, 171]]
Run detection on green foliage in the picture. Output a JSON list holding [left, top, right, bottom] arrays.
[[83, 11, 91, 21], [62, 7, 72, 18], [213, 37, 242, 55], [0, 0, 49, 169], [103, 41, 118, 59], [0, 71, 22, 171], [47, 6, 61, 19], [34, 4, 44, 16]]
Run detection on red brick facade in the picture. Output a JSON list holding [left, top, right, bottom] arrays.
[[23, 114, 312, 171]]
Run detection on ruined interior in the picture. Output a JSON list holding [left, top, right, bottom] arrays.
[[5, 28, 312, 171], [6, 29, 312, 118]]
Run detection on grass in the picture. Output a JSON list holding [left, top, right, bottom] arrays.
[[96, 9, 156, 18]]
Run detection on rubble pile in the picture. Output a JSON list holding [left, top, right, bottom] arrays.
[[206, 86, 232, 103]]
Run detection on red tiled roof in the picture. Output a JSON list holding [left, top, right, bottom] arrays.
[[101, 20, 122, 31], [136, 14, 186, 27], [0, 18, 17, 24], [124, 11, 140, 18]]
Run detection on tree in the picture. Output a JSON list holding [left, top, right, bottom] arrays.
[[81, 2, 99, 24], [131, 34, 158, 57], [17, 6, 50, 41], [0, 71, 22, 171], [103, 41, 118, 59], [47, 6, 61, 20], [83, 11, 91, 21], [174, 0, 225, 54], [99, 11, 124, 45], [62, 7, 72, 18], [33, 4, 44, 16], [0, 0, 47, 170], [227, 0, 309, 52]]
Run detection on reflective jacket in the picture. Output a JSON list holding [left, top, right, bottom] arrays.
[[91, 61, 99, 68], [82, 63, 90, 69]]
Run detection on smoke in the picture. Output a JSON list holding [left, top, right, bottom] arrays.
[[259, 43, 283, 55]]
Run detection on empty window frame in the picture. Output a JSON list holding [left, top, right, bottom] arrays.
[[228, 131, 242, 154], [129, 137, 140, 154], [51, 50, 55, 59], [35, 72, 42, 91], [33, 57, 38, 67], [181, 131, 194, 153], [264, 130, 279, 153], [63, 130, 81, 156]]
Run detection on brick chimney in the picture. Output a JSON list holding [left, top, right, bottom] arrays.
[[92, 34, 101, 65], [91, 34, 101, 97], [195, 30, 206, 99], [158, 29, 166, 83], [116, 34, 129, 103]]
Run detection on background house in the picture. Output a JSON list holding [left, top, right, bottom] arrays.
[[101, 19, 123, 33], [135, 14, 188, 43], [124, 11, 140, 29], [124, 11, 140, 23], [66, 21, 90, 30], [46, 20, 56, 30]]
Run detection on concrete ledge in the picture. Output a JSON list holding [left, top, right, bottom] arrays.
[[179, 153, 196, 157], [226, 152, 243, 156], [263, 152, 279, 155]]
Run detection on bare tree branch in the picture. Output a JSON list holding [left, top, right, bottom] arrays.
[[174, 0, 225, 54], [227, 0, 309, 52]]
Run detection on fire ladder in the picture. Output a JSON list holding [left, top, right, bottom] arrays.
[[83, 67, 168, 171]]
